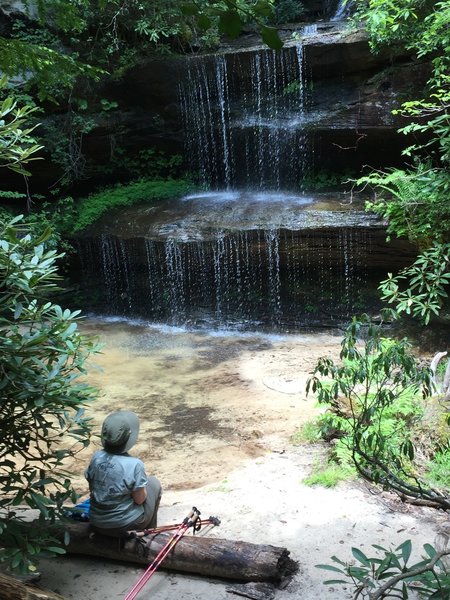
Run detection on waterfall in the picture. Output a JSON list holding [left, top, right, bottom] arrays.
[[178, 42, 312, 191], [331, 0, 354, 21], [71, 11, 412, 332], [75, 223, 384, 330]]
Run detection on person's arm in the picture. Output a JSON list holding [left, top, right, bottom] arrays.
[[132, 486, 147, 505], [131, 458, 148, 505]]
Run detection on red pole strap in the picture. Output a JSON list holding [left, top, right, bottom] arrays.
[[124, 507, 201, 600], [128, 516, 220, 538]]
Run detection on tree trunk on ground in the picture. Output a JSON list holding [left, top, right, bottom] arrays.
[[57, 522, 297, 583], [0, 573, 67, 600]]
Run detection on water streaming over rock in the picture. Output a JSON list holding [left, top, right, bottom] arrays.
[[72, 191, 416, 330], [76, 226, 380, 329], [331, 0, 354, 21], [178, 42, 312, 191]]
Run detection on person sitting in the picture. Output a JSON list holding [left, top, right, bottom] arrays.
[[85, 410, 162, 537]]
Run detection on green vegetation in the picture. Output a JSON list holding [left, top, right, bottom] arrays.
[[0, 0, 283, 103], [0, 216, 99, 573], [273, 0, 305, 24], [353, 0, 450, 322], [379, 243, 450, 325], [0, 77, 43, 177], [291, 421, 323, 445], [425, 449, 450, 489], [307, 314, 449, 509], [302, 461, 354, 487], [71, 177, 193, 232], [317, 539, 450, 599], [308, 316, 450, 597], [303, 169, 355, 191]]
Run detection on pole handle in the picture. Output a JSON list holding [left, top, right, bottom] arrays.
[[183, 506, 201, 526]]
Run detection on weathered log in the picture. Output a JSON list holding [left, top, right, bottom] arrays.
[[57, 522, 297, 583], [0, 573, 67, 600]]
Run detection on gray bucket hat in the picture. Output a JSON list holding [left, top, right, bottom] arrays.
[[101, 411, 140, 454]]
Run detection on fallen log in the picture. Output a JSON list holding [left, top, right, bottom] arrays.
[[57, 522, 297, 584], [0, 573, 67, 600]]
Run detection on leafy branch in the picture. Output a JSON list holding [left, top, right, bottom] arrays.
[[317, 540, 450, 599], [0, 76, 43, 176], [181, 0, 283, 48], [379, 243, 450, 325]]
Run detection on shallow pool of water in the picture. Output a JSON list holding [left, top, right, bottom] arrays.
[[69, 317, 342, 494]]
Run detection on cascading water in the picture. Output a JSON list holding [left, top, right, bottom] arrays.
[[331, 0, 354, 21], [178, 42, 311, 191], [73, 191, 414, 330]]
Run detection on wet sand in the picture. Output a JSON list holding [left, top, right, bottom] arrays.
[[69, 318, 342, 494]]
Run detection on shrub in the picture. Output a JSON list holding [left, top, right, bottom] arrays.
[[0, 216, 99, 573], [273, 0, 305, 24]]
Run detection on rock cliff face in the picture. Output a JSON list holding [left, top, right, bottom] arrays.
[[9, 18, 428, 192], [91, 24, 427, 184], [70, 193, 417, 330]]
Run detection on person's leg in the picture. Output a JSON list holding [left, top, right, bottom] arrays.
[[141, 476, 162, 529]]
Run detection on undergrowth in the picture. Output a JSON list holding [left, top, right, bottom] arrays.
[[70, 177, 193, 232], [424, 447, 450, 489], [302, 460, 355, 488], [293, 392, 450, 491]]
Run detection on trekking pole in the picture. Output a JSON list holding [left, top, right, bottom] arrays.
[[124, 507, 201, 600], [127, 515, 220, 538]]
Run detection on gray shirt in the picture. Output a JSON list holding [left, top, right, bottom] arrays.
[[85, 450, 147, 529]]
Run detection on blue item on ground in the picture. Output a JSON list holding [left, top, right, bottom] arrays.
[[66, 497, 90, 521]]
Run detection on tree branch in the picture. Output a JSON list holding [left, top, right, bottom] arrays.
[[368, 549, 450, 600]]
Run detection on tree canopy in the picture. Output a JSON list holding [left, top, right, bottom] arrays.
[[0, 0, 283, 102]]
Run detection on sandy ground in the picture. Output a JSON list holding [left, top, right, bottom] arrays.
[[34, 319, 446, 599]]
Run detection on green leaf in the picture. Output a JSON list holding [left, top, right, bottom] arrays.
[[423, 543, 437, 558], [218, 10, 242, 38], [197, 14, 212, 30], [315, 564, 345, 573], [260, 25, 283, 50], [254, 0, 274, 18], [351, 547, 371, 566], [46, 546, 66, 554], [398, 539, 412, 564]]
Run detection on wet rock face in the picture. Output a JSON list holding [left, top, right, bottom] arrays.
[[84, 26, 427, 188], [11, 19, 427, 192], [69, 194, 417, 331], [70, 224, 413, 331]]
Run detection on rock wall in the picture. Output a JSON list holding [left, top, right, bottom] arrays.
[[68, 193, 418, 330], [3, 18, 428, 194], [88, 26, 428, 188]]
